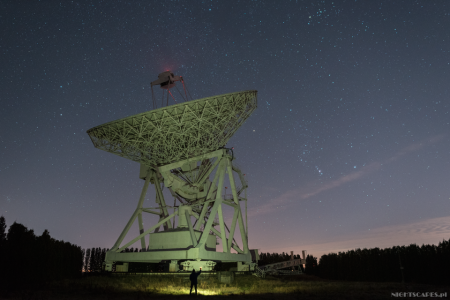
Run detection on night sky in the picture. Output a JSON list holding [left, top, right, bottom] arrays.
[[2, 0, 450, 258]]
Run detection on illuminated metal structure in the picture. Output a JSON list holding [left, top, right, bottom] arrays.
[[87, 71, 257, 272]]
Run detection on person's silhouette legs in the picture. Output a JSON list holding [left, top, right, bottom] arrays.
[[190, 283, 197, 295]]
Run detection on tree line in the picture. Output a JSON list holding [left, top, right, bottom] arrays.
[[82, 247, 144, 272], [83, 247, 107, 272], [2, 214, 448, 285], [258, 251, 303, 266], [84, 247, 183, 273], [304, 239, 450, 285], [0, 216, 83, 291]]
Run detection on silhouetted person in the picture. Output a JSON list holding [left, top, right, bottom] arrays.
[[189, 267, 202, 295]]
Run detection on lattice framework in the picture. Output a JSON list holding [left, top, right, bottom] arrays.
[[87, 90, 257, 166]]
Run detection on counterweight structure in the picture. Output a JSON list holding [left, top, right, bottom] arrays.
[[87, 72, 257, 272]]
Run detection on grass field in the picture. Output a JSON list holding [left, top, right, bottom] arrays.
[[3, 274, 448, 300]]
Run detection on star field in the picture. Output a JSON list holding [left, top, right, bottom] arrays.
[[1, 0, 450, 256]]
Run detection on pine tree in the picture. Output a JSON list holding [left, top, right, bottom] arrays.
[[0, 216, 6, 285], [81, 248, 85, 272], [100, 248, 106, 270], [95, 247, 102, 272], [89, 247, 96, 272], [36, 229, 53, 282], [0, 216, 6, 244], [305, 254, 318, 276], [84, 248, 91, 272], [6, 222, 37, 287]]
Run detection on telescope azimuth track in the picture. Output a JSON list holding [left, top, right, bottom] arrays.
[[87, 71, 258, 272]]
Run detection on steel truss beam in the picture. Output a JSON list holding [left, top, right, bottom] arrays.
[[105, 149, 251, 269]]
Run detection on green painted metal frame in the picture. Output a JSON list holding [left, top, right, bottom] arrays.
[[88, 88, 257, 268], [106, 149, 250, 264], [87, 91, 257, 167]]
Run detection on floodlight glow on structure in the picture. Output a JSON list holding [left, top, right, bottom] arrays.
[[87, 71, 258, 272]]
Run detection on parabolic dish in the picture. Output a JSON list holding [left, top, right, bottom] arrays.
[[87, 90, 257, 166]]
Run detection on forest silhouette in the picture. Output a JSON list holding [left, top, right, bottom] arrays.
[[0, 215, 449, 295]]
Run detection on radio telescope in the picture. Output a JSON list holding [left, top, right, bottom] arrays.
[[87, 71, 257, 272]]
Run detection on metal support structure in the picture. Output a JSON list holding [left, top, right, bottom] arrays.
[[111, 168, 152, 251], [185, 210, 198, 247], [116, 210, 178, 253], [195, 157, 222, 231], [153, 171, 172, 230], [87, 75, 258, 273], [215, 160, 228, 252], [104, 149, 253, 271], [227, 207, 240, 252]]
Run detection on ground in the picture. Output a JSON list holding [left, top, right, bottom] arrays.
[[1, 274, 448, 299]]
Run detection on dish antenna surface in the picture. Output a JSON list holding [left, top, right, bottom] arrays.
[[87, 71, 258, 272]]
